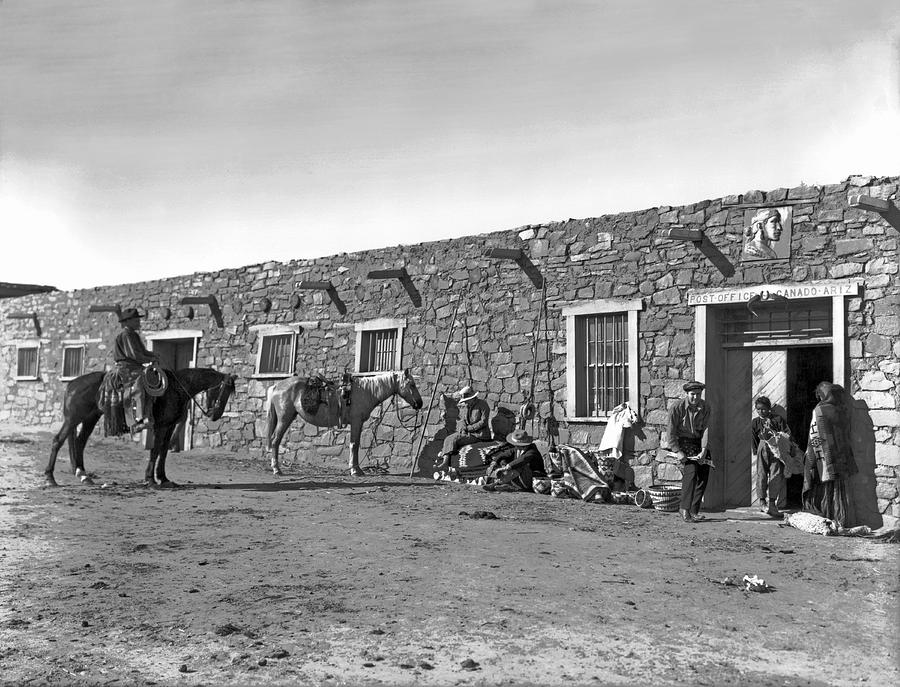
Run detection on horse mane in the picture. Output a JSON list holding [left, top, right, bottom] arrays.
[[352, 370, 399, 398]]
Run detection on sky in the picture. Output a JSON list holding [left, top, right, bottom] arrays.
[[1, 0, 899, 291]]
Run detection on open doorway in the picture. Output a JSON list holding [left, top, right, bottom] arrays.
[[147, 337, 198, 452], [785, 346, 832, 508]]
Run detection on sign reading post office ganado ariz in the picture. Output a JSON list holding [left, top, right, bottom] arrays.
[[686, 280, 862, 306]]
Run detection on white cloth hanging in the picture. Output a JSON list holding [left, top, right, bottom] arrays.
[[597, 402, 640, 459]]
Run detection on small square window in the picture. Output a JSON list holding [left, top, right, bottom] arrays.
[[16, 344, 40, 380], [61, 345, 85, 380], [359, 329, 398, 373], [256, 332, 295, 376]]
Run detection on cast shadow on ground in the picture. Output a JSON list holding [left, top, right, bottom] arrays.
[[186, 479, 444, 492]]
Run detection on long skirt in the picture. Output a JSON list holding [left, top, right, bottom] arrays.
[[802, 477, 850, 527]]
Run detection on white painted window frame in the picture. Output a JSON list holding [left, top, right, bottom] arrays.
[[563, 298, 643, 422], [60, 344, 86, 381], [249, 323, 309, 379], [354, 318, 406, 374], [15, 340, 41, 381]]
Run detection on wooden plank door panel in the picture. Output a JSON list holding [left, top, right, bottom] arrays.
[[750, 349, 787, 506], [723, 350, 753, 507]]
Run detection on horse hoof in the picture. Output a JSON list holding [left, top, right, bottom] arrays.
[[272, 469, 283, 477], [79, 476, 95, 486], [349, 467, 366, 477], [158, 481, 180, 489], [42, 476, 59, 488]]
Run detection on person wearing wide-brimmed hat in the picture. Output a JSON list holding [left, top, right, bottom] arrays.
[[434, 385, 492, 470], [666, 381, 713, 523], [111, 307, 159, 432], [482, 428, 546, 492]]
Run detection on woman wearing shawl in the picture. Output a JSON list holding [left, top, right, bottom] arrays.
[[804, 382, 857, 526]]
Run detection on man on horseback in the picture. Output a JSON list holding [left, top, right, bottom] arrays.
[[110, 307, 159, 432]]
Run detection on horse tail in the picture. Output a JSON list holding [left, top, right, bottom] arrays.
[[265, 386, 277, 449]]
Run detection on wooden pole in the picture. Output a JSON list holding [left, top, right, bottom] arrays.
[[410, 298, 462, 478]]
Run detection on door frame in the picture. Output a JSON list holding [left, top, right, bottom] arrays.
[[144, 329, 203, 450], [689, 279, 859, 510]]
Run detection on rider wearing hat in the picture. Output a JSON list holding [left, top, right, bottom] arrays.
[[113, 307, 159, 432], [667, 380, 713, 523], [435, 385, 492, 470]]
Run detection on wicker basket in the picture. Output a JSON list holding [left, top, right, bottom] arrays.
[[647, 484, 681, 512], [634, 489, 654, 509]]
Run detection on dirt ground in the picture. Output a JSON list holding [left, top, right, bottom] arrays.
[[0, 425, 898, 687]]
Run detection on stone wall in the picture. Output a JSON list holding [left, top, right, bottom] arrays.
[[2, 175, 897, 526]]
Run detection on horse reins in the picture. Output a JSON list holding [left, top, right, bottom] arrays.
[[169, 374, 234, 419]]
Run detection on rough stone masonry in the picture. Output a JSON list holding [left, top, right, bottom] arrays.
[[1, 175, 897, 527]]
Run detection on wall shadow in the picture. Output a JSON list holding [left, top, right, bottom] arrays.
[[414, 393, 459, 476], [849, 398, 883, 529]]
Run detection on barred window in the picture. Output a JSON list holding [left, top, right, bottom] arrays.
[[564, 299, 642, 420], [360, 329, 398, 373], [355, 318, 405, 373], [16, 344, 39, 380], [257, 333, 295, 376], [577, 312, 628, 416], [61, 345, 85, 379]]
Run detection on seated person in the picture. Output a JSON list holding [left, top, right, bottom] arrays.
[[483, 429, 546, 492], [435, 385, 491, 470]]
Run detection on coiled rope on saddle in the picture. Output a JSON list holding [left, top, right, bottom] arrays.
[[142, 363, 168, 397]]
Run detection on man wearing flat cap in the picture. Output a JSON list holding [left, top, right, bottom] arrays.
[[666, 381, 713, 523], [112, 307, 159, 432], [435, 385, 492, 470]]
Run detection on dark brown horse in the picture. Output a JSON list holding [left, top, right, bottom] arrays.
[[45, 368, 237, 487], [265, 369, 423, 476]]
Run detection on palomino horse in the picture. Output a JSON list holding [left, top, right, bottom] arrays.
[[45, 368, 237, 487], [265, 369, 423, 476]]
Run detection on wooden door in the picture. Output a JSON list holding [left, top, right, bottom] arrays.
[[721, 349, 753, 508], [750, 349, 787, 505]]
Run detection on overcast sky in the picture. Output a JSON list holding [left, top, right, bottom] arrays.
[[2, 0, 899, 291]]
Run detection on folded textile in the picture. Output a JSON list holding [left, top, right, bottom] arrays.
[[555, 444, 611, 502]]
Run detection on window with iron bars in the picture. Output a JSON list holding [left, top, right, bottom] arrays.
[[257, 333, 294, 375], [575, 312, 628, 417], [359, 328, 398, 373]]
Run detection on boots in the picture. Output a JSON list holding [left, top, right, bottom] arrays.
[[680, 508, 695, 523]]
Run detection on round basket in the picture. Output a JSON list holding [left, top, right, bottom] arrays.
[[634, 489, 654, 509], [647, 484, 681, 512]]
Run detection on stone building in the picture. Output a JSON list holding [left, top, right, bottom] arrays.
[[2, 175, 898, 528]]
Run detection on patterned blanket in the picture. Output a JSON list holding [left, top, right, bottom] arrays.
[[454, 440, 503, 479], [552, 444, 611, 502]]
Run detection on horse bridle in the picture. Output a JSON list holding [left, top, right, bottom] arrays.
[[171, 375, 235, 419], [393, 374, 422, 432]]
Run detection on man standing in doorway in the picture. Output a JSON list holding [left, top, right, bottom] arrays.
[[667, 381, 713, 523], [113, 307, 159, 432]]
